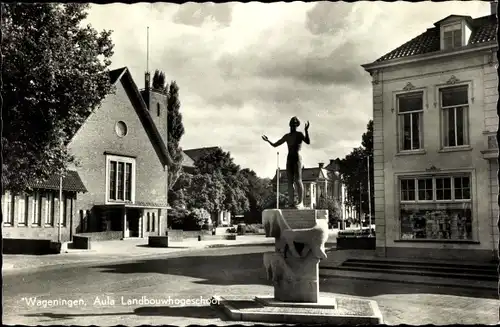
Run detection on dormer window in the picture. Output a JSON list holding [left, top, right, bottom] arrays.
[[443, 23, 462, 50], [438, 16, 473, 51]]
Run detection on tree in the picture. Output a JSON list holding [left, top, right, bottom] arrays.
[[152, 70, 166, 92], [317, 195, 342, 227], [338, 119, 374, 220], [165, 80, 185, 192], [2, 3, 114, 193], [185, 173, 225, 213], [168, 172, 191, 209], [192, 147, 249, 215], [240, 169, 274, 223]]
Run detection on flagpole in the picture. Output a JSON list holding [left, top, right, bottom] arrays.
[[58, 174, 63, 243], [276, 152, 280, 209]]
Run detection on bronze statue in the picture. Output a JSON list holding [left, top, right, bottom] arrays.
[[262, 116, 310, 209]]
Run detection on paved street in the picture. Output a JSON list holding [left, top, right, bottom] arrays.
[[3, 245, 498, 326]]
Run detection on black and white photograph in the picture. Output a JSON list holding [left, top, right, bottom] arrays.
[[2, 1, 499, 325]]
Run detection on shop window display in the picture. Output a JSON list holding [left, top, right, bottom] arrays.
[[399, 175, 472, 240]]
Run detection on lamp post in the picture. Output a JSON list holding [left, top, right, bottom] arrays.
[[367, 154, 373, 236], [58, 174, 63, 243], [276, 152, 279, 209]]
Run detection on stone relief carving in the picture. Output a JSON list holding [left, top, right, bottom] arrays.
[[446, 75, 460, 85], [262, 209, 329, 289], [372, 70, 380, 85], [425, 165, 440, 172], [488, 135, 498, 149], [402, 82, 416, 91]]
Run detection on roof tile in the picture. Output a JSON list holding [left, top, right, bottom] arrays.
[[26, 170, 87, 193], [374, 14, 496, 63]]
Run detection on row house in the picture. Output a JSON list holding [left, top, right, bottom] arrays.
[[362, 8, 498, 261]]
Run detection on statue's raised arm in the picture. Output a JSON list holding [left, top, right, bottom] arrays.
[[264, 116, 311, 209], [262, 134, 287, 148]]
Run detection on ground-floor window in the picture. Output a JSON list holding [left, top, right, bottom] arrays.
[[2, 192, 15, 226], [399, 174, 472, 240], [17, 195, 28, 226]]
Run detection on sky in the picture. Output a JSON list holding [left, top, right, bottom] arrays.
[[86, 1, 491, 178]]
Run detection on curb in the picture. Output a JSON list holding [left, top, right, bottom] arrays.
[[2, 241, 275, 276]]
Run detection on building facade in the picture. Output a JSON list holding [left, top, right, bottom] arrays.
[[3, 67, 172, 243], [68, 68, 171, 239], [273, 160, 343, 210], [362, 11, 498, 261], [2, 172, 87, 243]]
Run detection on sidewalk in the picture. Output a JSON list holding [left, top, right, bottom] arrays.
[[2, 234, 275, 275]]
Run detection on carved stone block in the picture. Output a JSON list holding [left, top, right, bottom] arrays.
[[262, 209, 329, 303]]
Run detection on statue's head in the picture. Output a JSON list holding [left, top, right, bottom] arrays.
[[289, 116, 300, 128]]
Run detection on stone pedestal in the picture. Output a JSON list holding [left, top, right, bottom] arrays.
[[262, 209, 329, 303], [211, 208, 384, 324], [274, 253, 319, 302]]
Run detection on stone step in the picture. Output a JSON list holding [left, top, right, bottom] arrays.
[[341, 260, 497, 277], [319, 268, 497, 291], [322, 265, 497, 282], [344, 258, 498, 270]]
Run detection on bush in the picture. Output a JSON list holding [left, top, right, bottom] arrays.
[[168, 208, 190, 229], [226, 227, 237, 233], [168, 207, 212, 231]]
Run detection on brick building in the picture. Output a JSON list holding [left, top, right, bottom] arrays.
[[362, 9, 498, 261], [2, 67, 172, 243]]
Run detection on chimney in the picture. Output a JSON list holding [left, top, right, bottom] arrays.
[[318, 162, 324, 169], [492, 1, 498, 15]]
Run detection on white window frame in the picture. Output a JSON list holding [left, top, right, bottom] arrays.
[[395, 90, 426, 152], [105, 155, 136, 204], [398, 172, 474, 240], [32, 191, 40, 226], [438, 83, 471, 149], [3, 191, 14, 226], [17, 195, 28, 226], [44, 192, 54, 226], [441, 21, 464, 50], [399, 174, 471, 204]]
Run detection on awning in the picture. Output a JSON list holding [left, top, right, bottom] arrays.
[[26, 170, 88, 193]]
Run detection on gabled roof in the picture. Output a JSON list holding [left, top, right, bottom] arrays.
[[433, 15, 473, 26], [370, 14, 497, 64], [26, 170, 88, 193], [181, 151, 195, 168], [108, 67, 172, 167], [325, 160, 340, 172], [272, 167, 330, 183], [183, 147, 220, 164]]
